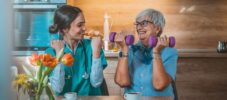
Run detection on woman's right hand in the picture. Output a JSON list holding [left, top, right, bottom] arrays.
[[51, 40, 64, 55], [114, 32, 128, 53]]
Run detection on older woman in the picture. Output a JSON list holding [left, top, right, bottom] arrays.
[[46, 5, 107, 96], [114, 9, 178, 96]]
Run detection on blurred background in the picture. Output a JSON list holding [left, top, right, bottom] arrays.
[[8, 0, 227, 100], [0, 0, 12, 100]]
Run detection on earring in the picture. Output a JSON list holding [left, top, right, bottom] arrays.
[[156, 31, 159, 34]]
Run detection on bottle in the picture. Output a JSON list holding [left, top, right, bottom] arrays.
[[217, 41, 226, 53], [103, 13, 110, 51]]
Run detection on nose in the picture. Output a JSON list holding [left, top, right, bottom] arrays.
[[81, 26, 86, 34], [82, 26, 86, 31]]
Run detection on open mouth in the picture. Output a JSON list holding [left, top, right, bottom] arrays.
[[138, 31, 147, 39], [138, 31, 146, 34]]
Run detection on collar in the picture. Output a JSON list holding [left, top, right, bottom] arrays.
[[134, 41, 152, 53], [63, 40, 83, 55]]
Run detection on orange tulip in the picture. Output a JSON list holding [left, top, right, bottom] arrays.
[[39, 54, 58, 68], [61, 53, 74, 66], [39, 54, 51, 62], [29, 53, 40, 66], [42, 58, 58, 68]]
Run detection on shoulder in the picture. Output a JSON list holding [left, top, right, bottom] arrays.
[[45, 47, 56, 56], [81, 39, 92, 48], [82, 39, 91, 44]]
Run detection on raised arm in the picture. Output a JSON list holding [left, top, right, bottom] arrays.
[[152, 36, 175, 91], [114, 32, 131, 87], [90, 36, 104, 88]]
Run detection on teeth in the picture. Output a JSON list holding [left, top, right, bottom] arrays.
[[139, 32, 145, 34]]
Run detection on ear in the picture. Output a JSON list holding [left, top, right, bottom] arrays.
[[62, 28, 69, 34], [155, 26, 161, 35]]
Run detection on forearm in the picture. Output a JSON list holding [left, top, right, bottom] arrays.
[[92, 49, 100, 58], [49, 63, 65, 94], [90, 57, 104, 88], [115, 57, 131, 87], [152, 54, 171, 90]]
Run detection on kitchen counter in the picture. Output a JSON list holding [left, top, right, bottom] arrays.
[[13, 49, 227, 58], [57, 96, 172, 100], [104, 49, 227, 58]]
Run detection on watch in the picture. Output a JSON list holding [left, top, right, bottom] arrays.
[[119, 51, 128, 57]]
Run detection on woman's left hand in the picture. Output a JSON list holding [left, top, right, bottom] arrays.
[[153, 35, 169, 53], [91, 34, 103, 58]]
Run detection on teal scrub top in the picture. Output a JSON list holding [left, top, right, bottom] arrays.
[[45, 39, 107, 96]]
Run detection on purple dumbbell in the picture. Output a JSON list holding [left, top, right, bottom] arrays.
[[109, 32, 135, 46], [148, 36, 176, 48]]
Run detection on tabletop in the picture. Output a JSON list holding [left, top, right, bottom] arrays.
[[57, 96, 173, 100]]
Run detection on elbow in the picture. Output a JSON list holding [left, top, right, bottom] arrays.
[[49, 76, 65, 94], [153, 84, 166, 91], [90, 76, 103, 88], [153, 80, 168, 91], [91, 79, 103, 88], [114, 78, 130, 88], [55, 88, 64, 94], [50, 83, 64, 94]]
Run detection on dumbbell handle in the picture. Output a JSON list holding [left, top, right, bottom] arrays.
[[149, 36, 176, 48], [109, 32, 176, 47], [83, 31, 103, 38], [109, 32, 134, 46]]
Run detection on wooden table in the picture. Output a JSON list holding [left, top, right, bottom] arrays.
[[57, 96, 173, 100]]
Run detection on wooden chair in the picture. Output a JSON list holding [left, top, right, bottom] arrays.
[[101, 78, 109, 95], [171, 80, 178, 100]]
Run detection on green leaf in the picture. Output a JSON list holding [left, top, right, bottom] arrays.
[[22, 65, 34, 77], [43, 76, 48, 86], [45, 85, 55, 100], [44, 68, 53, 76], [56, 48, 64, 61], [37, 65, 44, 81]]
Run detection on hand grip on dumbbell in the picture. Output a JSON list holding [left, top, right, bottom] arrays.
[[109, 32, 135, 46], [148, 36, 176, 48], [83, 30, 103, 38]]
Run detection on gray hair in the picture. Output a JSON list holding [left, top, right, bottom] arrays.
[[136, 9, 165, 36]]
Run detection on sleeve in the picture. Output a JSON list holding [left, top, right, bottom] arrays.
[[100, 49, 108, 69], [48, 63, 65, 94], [45, 48, 65, 94], [90, 57, 103, 88], [128, 46, 134, 67], [84, 39, 107, 69], [163, 49, 178, 80]]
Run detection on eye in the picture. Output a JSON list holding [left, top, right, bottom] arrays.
[[77, 24, 82, 27], [77, 23, 85, 27], [142, 21, 149, 26], [134, 22, 139, 26]]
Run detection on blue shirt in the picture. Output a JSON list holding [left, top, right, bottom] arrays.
[[125, 41, 178, 96]]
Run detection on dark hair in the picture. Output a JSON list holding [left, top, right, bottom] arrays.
[[49, 5, 82, 34]]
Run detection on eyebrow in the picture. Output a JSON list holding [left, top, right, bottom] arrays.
[[77, 21, 85, 24], [136, 20, 152, 23]]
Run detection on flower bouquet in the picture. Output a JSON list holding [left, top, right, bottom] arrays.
[[13, 49, 74, 100]]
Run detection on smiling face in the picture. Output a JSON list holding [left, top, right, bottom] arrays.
[[63, 13, 86, 40], [135, 16, 160, 47]]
